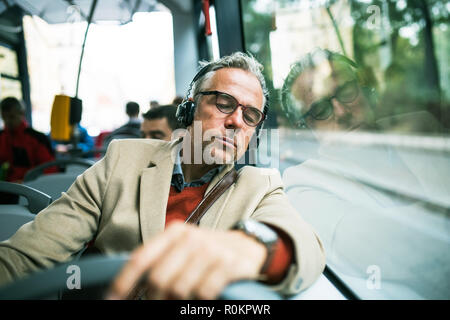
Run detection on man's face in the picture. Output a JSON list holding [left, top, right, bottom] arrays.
[[141, 118, 173, 141], [1, 108, 23, 130], [290, 60, 373, 133], [189, 68, 264, 164]]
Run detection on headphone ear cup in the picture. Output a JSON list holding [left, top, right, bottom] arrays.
[[176, 100, 196, 127], [184, 100, 195, 127], [176, 102, 187, 126]]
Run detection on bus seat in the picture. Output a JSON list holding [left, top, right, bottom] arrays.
[[23, 174, 80, 202], [0, 182, 51, 242], [0, 211, 35, 242], [0, 181, 51, 214], [0, 254, 283, 300], [20, 159, 94, 202], [23, 158, 95, 182]]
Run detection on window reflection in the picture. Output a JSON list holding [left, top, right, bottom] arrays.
[[242, 0, 450, 299]]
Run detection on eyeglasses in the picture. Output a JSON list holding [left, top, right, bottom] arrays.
[[300, 80, 359, 124], [198, 90, 265, 127]]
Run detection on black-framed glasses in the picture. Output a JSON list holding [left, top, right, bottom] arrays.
[[301, 80, 359, 124], [198, 90, 265, 127]]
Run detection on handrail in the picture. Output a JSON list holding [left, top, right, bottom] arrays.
[[0, 254, 282, 300]]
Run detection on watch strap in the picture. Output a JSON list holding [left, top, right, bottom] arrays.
[[232, 220, 278, 275]]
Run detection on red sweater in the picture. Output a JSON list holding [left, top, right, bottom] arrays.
[[165, 184, 293, 283], [0, 120, 56, 182]]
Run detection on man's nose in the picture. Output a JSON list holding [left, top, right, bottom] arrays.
[[224, 107, 245, 129], [331, 98, 351, 117]]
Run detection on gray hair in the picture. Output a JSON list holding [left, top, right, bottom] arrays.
[[191, 52, 268, 114]]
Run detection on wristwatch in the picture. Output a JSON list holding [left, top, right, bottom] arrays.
[[232, 219, 278, 274]]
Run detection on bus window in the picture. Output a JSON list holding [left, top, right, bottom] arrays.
[[22, 9, 175, 136], [241, 0, 450, 299], [0, 43, 22, 127]]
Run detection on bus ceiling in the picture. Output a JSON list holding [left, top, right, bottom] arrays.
[[1, 0, 192, 24]]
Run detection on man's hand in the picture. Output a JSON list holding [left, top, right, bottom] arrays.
[[107, 221, 267, 300]]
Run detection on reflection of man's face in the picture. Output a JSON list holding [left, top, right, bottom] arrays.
[[290, 59, 373, 132], [188, 68, 264, 164], [141, 118, 173, 141]]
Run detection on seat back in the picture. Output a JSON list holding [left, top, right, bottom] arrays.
[[0, 254, 282, 300], [23, 174, 79, 202], [0, 182, 51, 242], [23, 158, 94, 182], [0, 211, 35, 241], [0, 181, 52, 214]]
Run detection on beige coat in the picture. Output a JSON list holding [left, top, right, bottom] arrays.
[[0, 139, 325, 295]]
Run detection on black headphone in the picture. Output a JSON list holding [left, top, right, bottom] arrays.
[[175, 64, 211, 128], [176, 63, 270, 148]]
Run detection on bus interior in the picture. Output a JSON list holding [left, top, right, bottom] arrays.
[[0, 0, 449, 300]]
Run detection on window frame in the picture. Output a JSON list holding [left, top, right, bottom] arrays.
[[0, 6, 32, 126]]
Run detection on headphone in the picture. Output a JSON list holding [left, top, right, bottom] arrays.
[[176, 63, 270, 148]]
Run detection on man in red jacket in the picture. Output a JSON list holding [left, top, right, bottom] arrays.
[[0, 97, 55, 185]]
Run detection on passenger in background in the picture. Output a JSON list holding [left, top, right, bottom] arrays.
[[51, 123, 95, 155], [149, 100, 160, 110], [73, 123, 95, 153], [0, 97, 55, 183], [141, 104, 179, 141], [103, 101, 142, 147]]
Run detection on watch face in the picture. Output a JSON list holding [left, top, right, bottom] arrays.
[[240, 220, 278, 246]]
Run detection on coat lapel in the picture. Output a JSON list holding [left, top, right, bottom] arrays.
[[139, 137, 237, 239], [199, 163, 236, 229], [139, 140, 179, 243]]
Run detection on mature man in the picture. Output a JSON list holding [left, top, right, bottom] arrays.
[[0, 53, 325, 299], [141, 104, 178, 141], [0, 97, 55, 183]]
